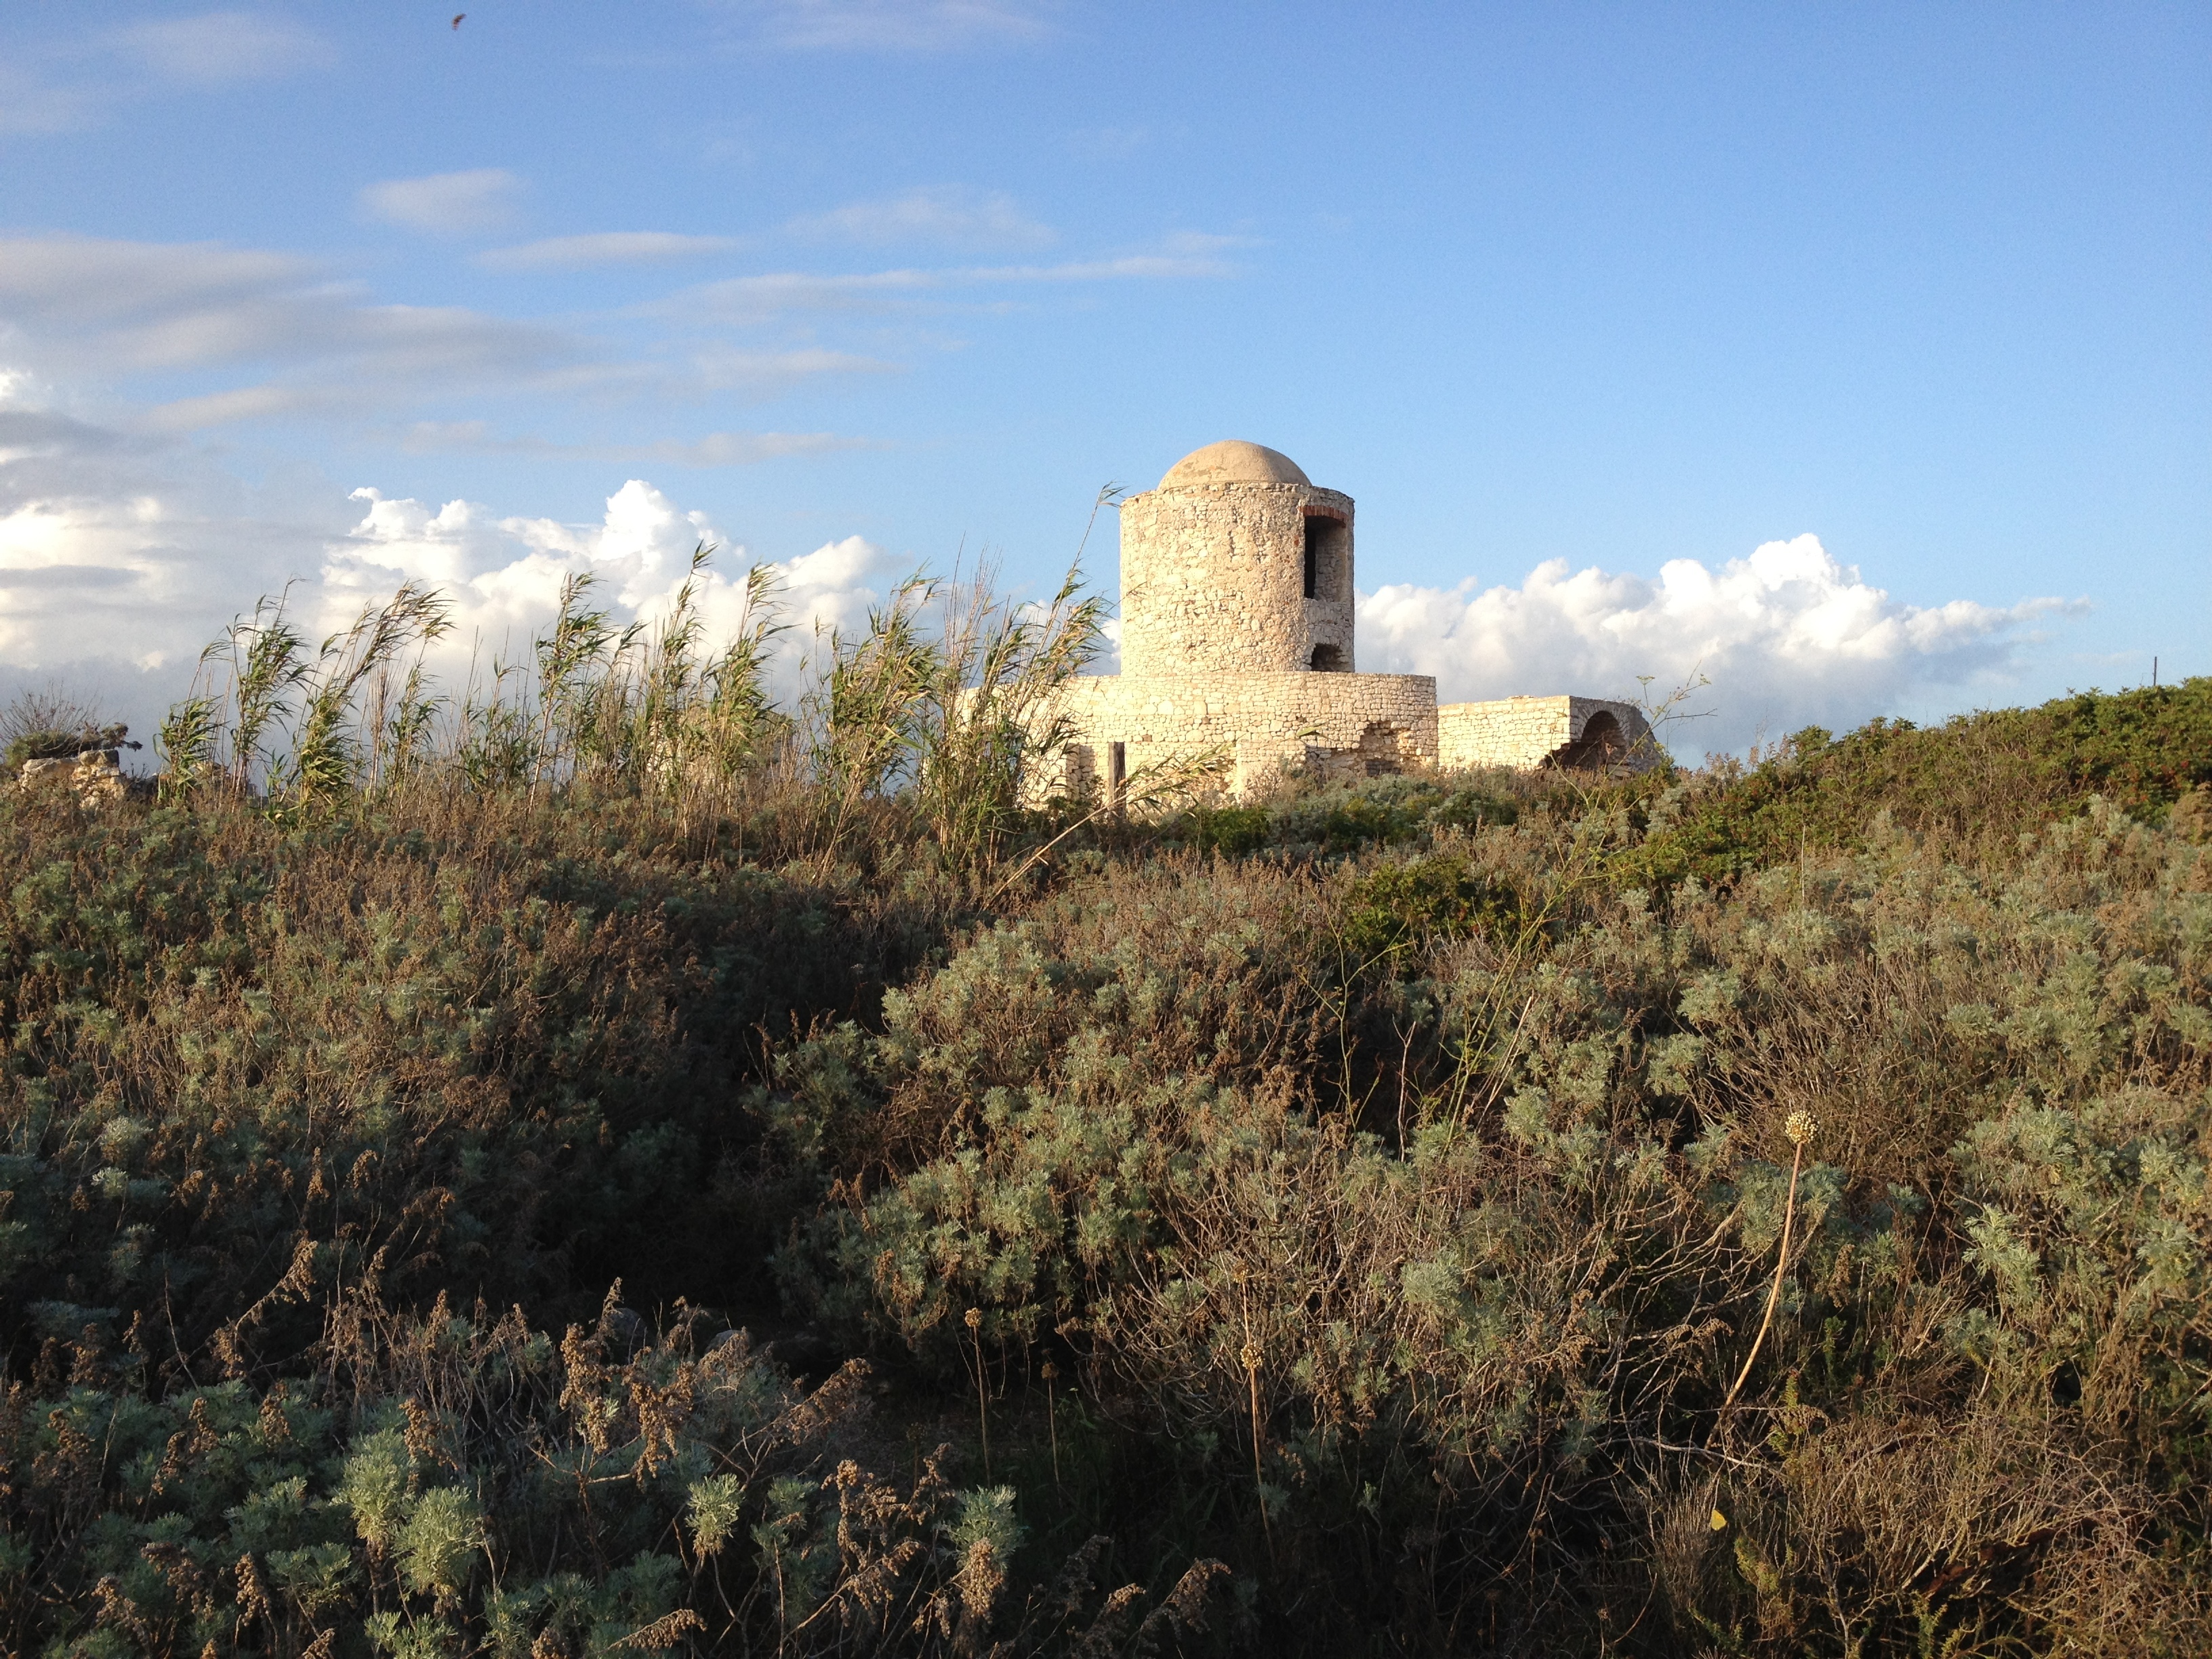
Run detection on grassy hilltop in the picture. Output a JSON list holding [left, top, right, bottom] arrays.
[[1, 574, 2207, 1657]]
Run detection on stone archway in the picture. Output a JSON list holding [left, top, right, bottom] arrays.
[[1546, 710, 1626, 770]]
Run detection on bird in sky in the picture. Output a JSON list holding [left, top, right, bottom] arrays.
[[451, 14, 465, 28]]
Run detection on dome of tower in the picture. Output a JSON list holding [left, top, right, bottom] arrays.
[[1159, 441, 1311, 489]]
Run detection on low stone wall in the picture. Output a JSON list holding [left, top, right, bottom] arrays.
[[17, 748, 129, 807], [1049, 670, 1439, 799], [1437, 695, 1660, 773]]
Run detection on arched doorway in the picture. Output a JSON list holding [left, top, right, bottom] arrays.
[[1547, 710, 1627, 769]]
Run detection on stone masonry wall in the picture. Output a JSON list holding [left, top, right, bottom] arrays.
[[1117, 483, 1355, 676], [1044, 670, 1437, 800], [1437, 695, 1660, 773]]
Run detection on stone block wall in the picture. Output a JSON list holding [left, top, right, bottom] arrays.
[[1041, 670, 1438, 801], [1436, 695, 1660, 773], [1117, 483, 1355, 676]]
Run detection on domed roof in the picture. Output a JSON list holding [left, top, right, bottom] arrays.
[[1159, 440, 1311, 489]]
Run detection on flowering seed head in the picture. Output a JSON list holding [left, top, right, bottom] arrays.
[[1240, 1343, 1262, 1373], [964, 1307, 982, 1332], [1784, 1110, 1817, 1148]]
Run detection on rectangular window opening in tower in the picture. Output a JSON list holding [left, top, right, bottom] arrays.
[[1303, 514, 1345, 601]]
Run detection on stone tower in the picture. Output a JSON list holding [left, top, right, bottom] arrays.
[[1117, 441, 1357, 675], [1035, 438, 1658, 802]]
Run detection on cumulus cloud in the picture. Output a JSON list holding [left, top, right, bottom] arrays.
[[1358, 535, 2078, 757], [359, 169, 526, 235], [5, 368, 2075, 769], [0, 388, 362, 729], [475, 232, 743, 272], [787, 186, 1054, 249], [327, 483, 898, 703], [0, 375, 897, 743]]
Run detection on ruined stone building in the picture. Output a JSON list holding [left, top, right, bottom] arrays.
[[1052, 440, 1654, 800]]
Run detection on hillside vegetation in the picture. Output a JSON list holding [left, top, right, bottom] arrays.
[[1, 570, 2207, 1657]]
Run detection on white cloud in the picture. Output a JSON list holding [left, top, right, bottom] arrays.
[[0, 375, 899, 741], [787, 187, 1054, 249], [659, 243, 1238, 323], [144, 384, 340, 432], [0, 235, 569, 381], [0, 226, 1226, 442], [1358, 535, 2078, 756], [685, 345, 899, 393], [0, 236, 615, 424], [0, 398, 362, 727], [110, 12, 333, 86], [329, 483, 899, 701], [733, 0, 1053, 51], [0, 367, 2084, 773], [359, 169, 526, 235], [0, 13, 329, 134], [396, 422, 872, 466], [0, 236, 320, 339], [476, 232, 743, 272]]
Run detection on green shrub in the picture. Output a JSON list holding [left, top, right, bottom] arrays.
[[4, 567, 2209, 1654]]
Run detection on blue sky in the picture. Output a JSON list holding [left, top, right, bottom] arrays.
[[2, 2, 2205, 754]]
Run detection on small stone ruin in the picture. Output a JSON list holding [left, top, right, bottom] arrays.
[[18, 748, 131, 808]]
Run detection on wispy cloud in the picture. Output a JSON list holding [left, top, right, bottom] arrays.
[[144, 384, 341, 432], [476, 231, 743, 272], [108, 12, 333, 87], [659, 242, 1242, 322], [398, 422, 873, 466], [1358, 535, 2083, 757], [0, 235, 587, 419], [1067, 122, 1180, 159], [0, 234, 912, 434], [727, 0, 1054, 52], [1, 12, 332, 134], [786, 186, 1054, 249], [359, 169, 526, 235], [0, 62, 98, 134], [684, 346, 901, 393]]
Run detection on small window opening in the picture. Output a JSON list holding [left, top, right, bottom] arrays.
[[1303, 514, 1345, 601], [1310, 644, 1345, 672]]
